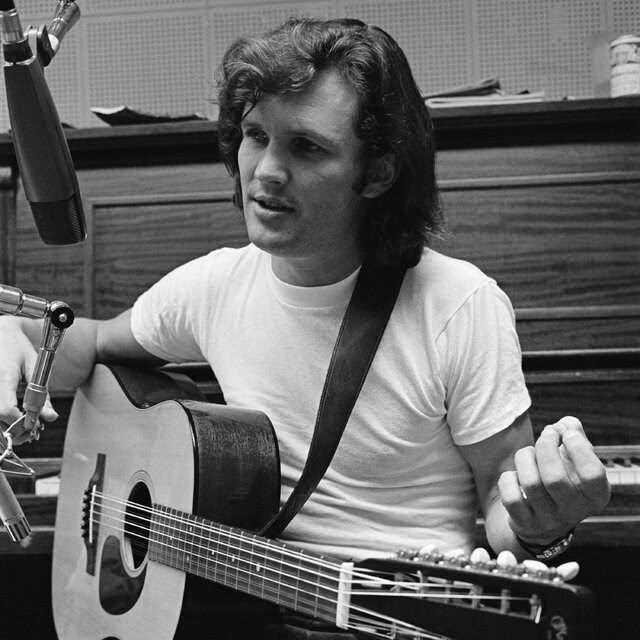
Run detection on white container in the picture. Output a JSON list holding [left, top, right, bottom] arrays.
[[609, 35, 640, 97]]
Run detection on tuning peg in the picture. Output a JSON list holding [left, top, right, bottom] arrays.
[[522, 559, 550, 577], [418, 543, 439, 556], [418, 543, 443, 562], [470, 547, 491, 564], [444, 548, 466, 559], [496, 550, 518, 570], [556, 561, 580, 581]]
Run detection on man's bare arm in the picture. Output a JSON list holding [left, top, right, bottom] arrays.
[[0, 308, 164, 427]]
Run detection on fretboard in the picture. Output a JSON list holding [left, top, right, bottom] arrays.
[[149, 504, 342, 622]]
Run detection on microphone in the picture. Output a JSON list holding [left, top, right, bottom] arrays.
[[0, 0, 86, 245], [0, 469, 30, 542]]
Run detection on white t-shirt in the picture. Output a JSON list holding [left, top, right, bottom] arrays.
[[131, 244, 530, 560]]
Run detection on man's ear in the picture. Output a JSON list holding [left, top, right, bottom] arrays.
[[361, 153, 399, 199]]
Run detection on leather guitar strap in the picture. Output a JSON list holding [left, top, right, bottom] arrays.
[[260, 262, 406, 538]]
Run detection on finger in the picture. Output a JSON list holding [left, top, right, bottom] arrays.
[[543, 416, 586, 439], [0, 365, 23, 425], [513, 445, 558, 513], [0, 405, 23, 429], [39, 395, 59, 424], [498, 469, 534, 529], [559, 429, 611, 508], [535, 427, 590, 507]]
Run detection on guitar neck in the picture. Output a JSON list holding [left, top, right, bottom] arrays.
[[149, 504, 344, 623]]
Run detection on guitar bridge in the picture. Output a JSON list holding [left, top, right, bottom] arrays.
[[81, 453, 105, 576]]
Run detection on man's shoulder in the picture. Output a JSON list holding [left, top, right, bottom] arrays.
[[175, 243, 265, 277], [400, 248, 497, 330], [411, 247, 492, 293]]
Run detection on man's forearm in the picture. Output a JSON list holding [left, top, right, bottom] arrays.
[[13, 315, 100, 392]]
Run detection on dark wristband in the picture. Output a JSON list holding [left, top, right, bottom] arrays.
[[515, 528, 575, 560]]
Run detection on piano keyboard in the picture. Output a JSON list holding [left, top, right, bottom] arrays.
[[596, 446, 640, 487]]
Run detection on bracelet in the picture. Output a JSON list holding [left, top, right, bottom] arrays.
[[515, 528, 575, 561]]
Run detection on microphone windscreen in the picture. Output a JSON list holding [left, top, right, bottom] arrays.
[[29, 193, 85, 245]]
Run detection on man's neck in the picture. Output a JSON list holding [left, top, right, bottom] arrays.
[[270, 253, 362, 287]]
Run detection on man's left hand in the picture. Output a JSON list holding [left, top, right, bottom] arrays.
[[498, 416, 611, 546]]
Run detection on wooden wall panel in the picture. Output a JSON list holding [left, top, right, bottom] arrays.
[[527, 373, 640, 445], [435, 142, 640, 180], [436, 180, 640, 308], [433, 141, 640, 352], [14, 163, 241, 319], [90, 194, 246, 318]]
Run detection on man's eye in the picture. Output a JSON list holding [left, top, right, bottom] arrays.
[[244, 128, 268, 145], [293, 138, 322, 153]]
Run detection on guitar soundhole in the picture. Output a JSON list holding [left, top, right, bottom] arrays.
[[124, 481, 152, 569]]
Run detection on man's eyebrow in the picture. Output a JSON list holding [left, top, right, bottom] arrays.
[[241, 114, 340, 148], [288, 126, 339, 149]]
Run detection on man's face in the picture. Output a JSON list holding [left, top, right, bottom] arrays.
[[238, 70, 368, 285]]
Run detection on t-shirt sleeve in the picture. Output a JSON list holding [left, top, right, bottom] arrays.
[[437, 280, 531, 445], [130, 257, 211, 363]]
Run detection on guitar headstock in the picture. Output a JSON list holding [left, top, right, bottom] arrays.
[[352, 549, 595, 640]]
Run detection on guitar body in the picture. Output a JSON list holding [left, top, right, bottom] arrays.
[[52, 364, 280, 640]]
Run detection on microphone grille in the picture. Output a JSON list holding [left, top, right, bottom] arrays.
[[29, 194, 87, 245]]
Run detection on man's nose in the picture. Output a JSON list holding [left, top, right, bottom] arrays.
[[254, 144, 288, 184]]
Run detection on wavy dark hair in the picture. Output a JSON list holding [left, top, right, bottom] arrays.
[[216, 17, 443, 268]]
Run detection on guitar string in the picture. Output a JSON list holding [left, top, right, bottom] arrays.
[[89, 494, 533, 607], [92, 491, 377, 587], [86, 495, 495, 637], [91, 492, 535, 605], [87, 512, 442, 640], [92, 491, 500, 597], [88, 499, 429, 625]]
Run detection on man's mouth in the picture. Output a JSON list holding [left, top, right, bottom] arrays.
[[253, 196, 294, 213]]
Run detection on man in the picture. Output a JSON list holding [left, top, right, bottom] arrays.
[[0, 17, 609, 639]]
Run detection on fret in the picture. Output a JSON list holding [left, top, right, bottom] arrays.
[[213, 519, 222, 584], [280, 543, 299, 611], [172, 508, 183, 570], [242, 530, 258, 596], [293, 548, 302, 612], [166, 507, 177, 570], [312, 555, 341, 623], [185, 515, 202, 577], [148, 503, 342, 624], [261, 538, 276, 602], [220, 523, 231, 588], [257, 537, 284, 605], [231, 531, 244, 591], [151, 505, 175, 568], [277, 543, 286, 607], [186, 515, 196, 572], [204, 520, 214, 582], [314, 557, 321, 617], [148, 504, 164, 564], [175, 508, 186, 571], [162, 507, 172, 566]]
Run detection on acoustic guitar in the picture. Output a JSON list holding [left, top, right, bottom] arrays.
[[52, 364, 594, 639]]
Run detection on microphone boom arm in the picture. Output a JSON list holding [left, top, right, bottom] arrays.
[[0, 283, 75, 542]]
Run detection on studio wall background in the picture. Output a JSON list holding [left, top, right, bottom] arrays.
[[4, 0, 639, 131]]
